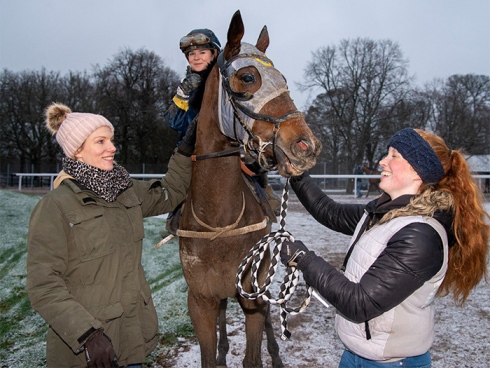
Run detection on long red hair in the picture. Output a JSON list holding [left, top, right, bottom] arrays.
[[417, 129, 489, 304]]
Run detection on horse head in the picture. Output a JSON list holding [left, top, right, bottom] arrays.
[[217, 10, 321, 177]]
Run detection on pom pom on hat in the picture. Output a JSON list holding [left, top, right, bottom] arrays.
[[46, 103, 72, 133], [45, 103, 114, 159]]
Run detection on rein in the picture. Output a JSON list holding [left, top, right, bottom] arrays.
[[191, 146, 241, 161], [235, 179, 327, 340]]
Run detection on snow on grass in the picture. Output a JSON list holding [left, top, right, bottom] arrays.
[[1, 189, 489, 367]]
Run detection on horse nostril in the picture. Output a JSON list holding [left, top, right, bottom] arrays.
[[297, 140, 309, 151]]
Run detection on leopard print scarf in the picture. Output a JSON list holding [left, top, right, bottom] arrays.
[[62, 157, 131, 202]]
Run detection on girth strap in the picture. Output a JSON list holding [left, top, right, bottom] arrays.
[[176, 192, 268, 241], [176, 218, 268, 241]]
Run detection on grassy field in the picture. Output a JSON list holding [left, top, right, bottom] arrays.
[[4, 188, 489, 367], [0, 189, 194, 367]]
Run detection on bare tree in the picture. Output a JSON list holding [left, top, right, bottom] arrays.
[[300, 38, 414, 172], [59, 71, 97, 112], [305, 92, 349, 173], [1, 51, 181, 175], [0, 69, 65, 172], [93, 48, 180, 168], [374, 87, 432, 159], [425, 74, 490, 154]]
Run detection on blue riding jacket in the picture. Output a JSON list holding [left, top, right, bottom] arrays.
[[164, 90, 199, 144]]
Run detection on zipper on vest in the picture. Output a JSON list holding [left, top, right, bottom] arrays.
[[365, 321, 372, 340], [341, 210, 371, 272]]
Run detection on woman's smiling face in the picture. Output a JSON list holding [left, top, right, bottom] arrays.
[[74, 126, 116, 171], [187, 49, 215, 72], [378, 147, 422, 200]]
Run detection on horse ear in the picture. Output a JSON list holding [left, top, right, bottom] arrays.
[[256, 26, 269, 53], [224, 10, 244, 60]]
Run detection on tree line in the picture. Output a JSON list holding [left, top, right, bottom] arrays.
[[0, 48, 180, 174], [301, 38, 490, 173], [1, 39, 489, 176]]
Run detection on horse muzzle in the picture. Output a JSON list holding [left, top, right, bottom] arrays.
[[274, 136, 322, 177]]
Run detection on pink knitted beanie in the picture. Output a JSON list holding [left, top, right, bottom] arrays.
[[45, 103, 114, 159]]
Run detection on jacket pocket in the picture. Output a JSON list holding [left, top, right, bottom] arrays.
[[91, 302, 124, 322], [90, 302, 124, 353], [66, 207, 115, 261]]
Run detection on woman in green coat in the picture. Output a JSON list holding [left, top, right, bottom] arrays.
[[26, 103, 194, 367]]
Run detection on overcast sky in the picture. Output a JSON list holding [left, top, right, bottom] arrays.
[[1, 0, 489, 109]]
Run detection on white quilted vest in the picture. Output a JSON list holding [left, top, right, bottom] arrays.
[[335, 214, 448, 361]]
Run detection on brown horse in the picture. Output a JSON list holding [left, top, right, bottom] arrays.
[[178, 11, 321, 368], [361, 165, 382, 197]]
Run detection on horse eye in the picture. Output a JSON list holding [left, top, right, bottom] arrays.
[[242, 75, 255, 84]]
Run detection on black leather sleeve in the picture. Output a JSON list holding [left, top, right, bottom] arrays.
[[298, 222, 444, 323], [290, 173, 365, 236]]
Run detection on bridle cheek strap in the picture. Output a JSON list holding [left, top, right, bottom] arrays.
[[216, 44, 303, 170]]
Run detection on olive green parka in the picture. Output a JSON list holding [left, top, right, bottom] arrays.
[[26, 151, 191, 367]]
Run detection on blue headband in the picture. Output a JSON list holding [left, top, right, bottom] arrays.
[[387, 128, 445, 184]]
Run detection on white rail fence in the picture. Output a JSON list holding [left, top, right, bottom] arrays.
[[14, 173, 490, 194]]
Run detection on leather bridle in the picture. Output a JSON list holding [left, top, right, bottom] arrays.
[[192, 45, 303, 172]]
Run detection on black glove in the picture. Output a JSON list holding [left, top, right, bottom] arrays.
[[176, 73, 201, 99], [84, 329, 119, 368], [280, 240, 309, 267], [177, 116, 198, 156]]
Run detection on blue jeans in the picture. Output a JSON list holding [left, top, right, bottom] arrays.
[[355, 181, 362, 197], [339, 350, 431, 368]]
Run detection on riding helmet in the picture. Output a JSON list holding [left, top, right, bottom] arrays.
[[180, 28, 221, 55]]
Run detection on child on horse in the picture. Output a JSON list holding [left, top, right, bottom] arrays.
[[162, 28, 281, 236]]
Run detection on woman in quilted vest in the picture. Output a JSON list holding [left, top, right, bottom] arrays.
[[280, 128, 489, 368]]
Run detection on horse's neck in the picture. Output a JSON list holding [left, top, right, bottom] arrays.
[[195, 66, 228, 152], [192, 66, 244, 198]]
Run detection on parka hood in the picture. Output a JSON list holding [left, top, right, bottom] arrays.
[[369, 189, 455, 247]]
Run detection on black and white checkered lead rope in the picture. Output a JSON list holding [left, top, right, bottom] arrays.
[[235, 178, 314, 340]]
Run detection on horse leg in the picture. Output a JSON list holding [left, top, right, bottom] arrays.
[[216, 298, 229, 367], [188, 291, 220, 368], [239, 297, 267, 368], [264, 304, 284, 368]]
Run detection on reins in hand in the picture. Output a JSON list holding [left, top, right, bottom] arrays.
[[236, 178, 317, 340]]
